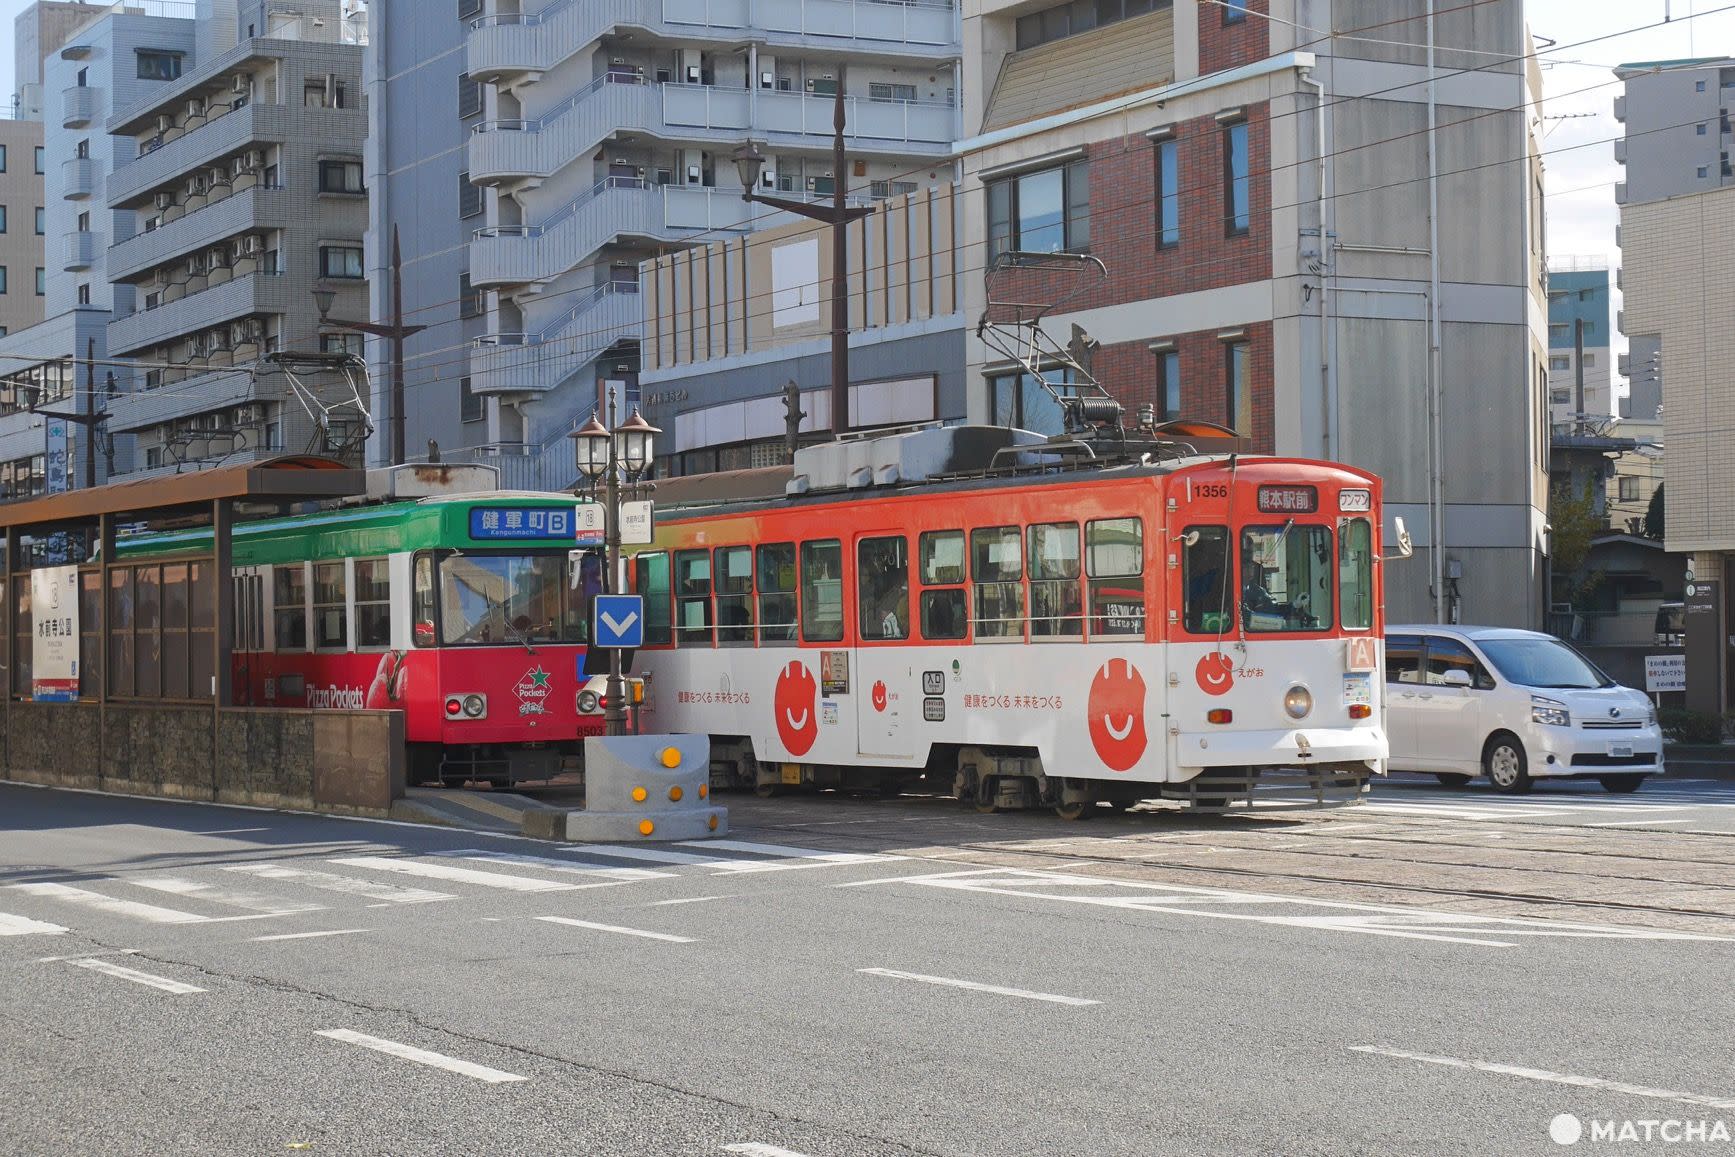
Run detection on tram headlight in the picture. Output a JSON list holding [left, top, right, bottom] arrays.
[[1283, 685, 1313, 720], [462, 694, 486, 719], [577, 689, 600, 714]]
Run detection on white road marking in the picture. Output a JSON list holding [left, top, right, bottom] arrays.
[[1352, 1047, 1735, 1112], [37, 950, 138, 963], [224, 864, 453, 904], [9, 881, 212, 924], [327, 856, 579, 893], [869, 868, 1731, 947], [197, 827, 271, 835], [126, 875, 327, 914], [640, 895, 732, 908], [314, 1029, 527, 1084], [68, 957, 205, 994], [0, 911, 67, 937], [250, 928, 371, 942], [431, 849, 674, 884], [722, 1145, 820, 1157], [681, 838, 894, 861], [1584, 818, 1693, 827], [563, 844, 738, 867], [859, 968, 1100, 1006], [534, 916, 696, 943]]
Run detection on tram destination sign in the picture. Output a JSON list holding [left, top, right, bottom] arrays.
[[1257, 485, 1318, 514], [468, 506, 578, 541]]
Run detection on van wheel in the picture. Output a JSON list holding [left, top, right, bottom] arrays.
[[1434, 773, 1472, 789], [1599, 774, 1647, 794], [1484, 735, 1532, 794]]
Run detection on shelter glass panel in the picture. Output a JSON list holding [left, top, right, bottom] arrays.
[[107, 569, 131, 697], [134, 565, 161, 698]]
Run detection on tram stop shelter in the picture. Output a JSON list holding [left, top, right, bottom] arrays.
[[0, 455, 406, 815]]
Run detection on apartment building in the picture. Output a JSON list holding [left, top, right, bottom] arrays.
[[952, 0, 1548, 627], [1545, 263, 1614, 421], [1614, 56, 1735, 711], [396, 0, 963, 488], [0, 117, 47, 340], [101, 0, 369, 475]]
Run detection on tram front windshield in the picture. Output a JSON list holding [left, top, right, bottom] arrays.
[[440, 552, 587, 646]]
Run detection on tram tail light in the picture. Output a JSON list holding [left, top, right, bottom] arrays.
[[1207, 708, 1233, 725], [1348, 704, 1373, 720]]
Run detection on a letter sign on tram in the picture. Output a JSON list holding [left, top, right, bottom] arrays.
[[467, 505, 578, 541], [1256, 485, 1318, 514]]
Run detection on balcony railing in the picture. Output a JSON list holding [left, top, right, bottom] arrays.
[[63, 231, 97, 272], [62, 85, 98, 129], [63, 156, 98, 200]]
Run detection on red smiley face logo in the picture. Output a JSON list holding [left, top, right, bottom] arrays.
[[1195, 652, 1235, 697], [774, 660, 819, 756], [1087, 659, 1148, 772], [871, 680, 888, 713]]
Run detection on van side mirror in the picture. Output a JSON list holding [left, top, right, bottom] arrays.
[[1440, 669, 1473, 689]]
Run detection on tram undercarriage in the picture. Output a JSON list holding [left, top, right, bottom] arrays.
[[709, 739, 1372, 817]]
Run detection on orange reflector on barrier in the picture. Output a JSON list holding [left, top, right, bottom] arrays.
[[659, 747, 681, 769], [698, 783, 708, 799], [668, 786, 684, 802], [707, 815, 719, 831], [631, 786, 648, 803], [638, 819, 655, 837]]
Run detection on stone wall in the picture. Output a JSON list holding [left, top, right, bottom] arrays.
[[1, 702, 402, 816]]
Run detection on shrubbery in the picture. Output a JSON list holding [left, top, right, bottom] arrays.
[[1658, 707, 1724, 745]]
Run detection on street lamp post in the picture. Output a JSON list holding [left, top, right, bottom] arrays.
[[571, 386, 659, 737], [312, 225, 426, 465], [732, 63, 874, 436]]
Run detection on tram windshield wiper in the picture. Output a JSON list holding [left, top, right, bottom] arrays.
[[490, 595, 536, 655]]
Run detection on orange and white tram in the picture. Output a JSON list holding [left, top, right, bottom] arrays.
[[627, 425, 1392, 816]]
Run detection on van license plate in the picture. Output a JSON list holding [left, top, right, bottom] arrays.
[[1608, 743, 1633, 759]]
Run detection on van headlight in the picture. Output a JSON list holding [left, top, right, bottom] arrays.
[[1283, 685, 1313, 720], [1531, 695, 1570, 727]]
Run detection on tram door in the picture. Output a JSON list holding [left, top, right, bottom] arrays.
[[854, 532, 915, 760]]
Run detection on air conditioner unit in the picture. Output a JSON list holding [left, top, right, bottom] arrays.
[[188, 336, 207, 358], [230, 323, 255, 346], [208, 246, 227, 267], [232, 74, 249, 94], [151, 267, 169, 286], [209, 329, 230, 351], [186, 254, 205, 275], [193, 175, 208, 194], [210, 166, 228, 185], [156, 114, 172, 133], [246, 149, 263, 167], [186, 97, 206, 118], [153, 191, 174, 210], [234, 402, 263, 424]]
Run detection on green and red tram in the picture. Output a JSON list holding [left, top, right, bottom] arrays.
[[117, 492, 608, 784]]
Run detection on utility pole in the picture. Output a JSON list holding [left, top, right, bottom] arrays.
[[733, 65, 874, 437], [782, 380, 804, 463], [312, 225, 425, 465], [36, 339, 108, 490]]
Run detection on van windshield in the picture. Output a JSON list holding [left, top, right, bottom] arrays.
[[1476, 637, 1613, 689]]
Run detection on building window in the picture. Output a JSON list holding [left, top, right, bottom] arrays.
[[868, 82, 917, 103], [1014, 0, 1159, 49], [0, 266, 8, 294], [989, 368, 1076, 435], [986, 159, 1089, 259], [75, 138, 89, 160], [320, 333, 363, 357], [1223, 120, 1250, 235], [1697, 79, 1708, 92], [1154, 137, 1179, 247], [0, 207, 7, 234], [459, 273, 482, 319], [33, 147, 44, 174], [1156, 348, 1180, 419], [458, 76, 483, 119], [318, 245, 364, 279], [1223, 0, 1247, 23], [0, 144, 7, 173], [1698, 123, 1709, 135], [318, 159, 364, 193], [1699, 165, 1710, 179], [305, 80, 347, 109], [1548, 322, 1568, 339], [1549, 355, 1570, 371], [1618, 476, 1641, 502], [1225, 341, 1250, 434], [77, 284, 90, 305], [459, 172, 483, 219], [137, 50, 183, 81], [1582, 352, 1596, 367], [459, 0, 483, 17], [35, 268, 44, 296], [460, 376, 484, 423], [34, 207, 43, 235]]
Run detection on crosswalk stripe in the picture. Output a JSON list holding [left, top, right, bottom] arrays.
[[69, 957, 205, 995], [562, 844, 738, 867], [327, 856, 581, 893], [430, 850, 675, 883], [125, 875, 327, 915], [677, 838, 897, 862], [223, 864, 453, 904], [8, 881, 211, 924], [0, 911, 67, 937]]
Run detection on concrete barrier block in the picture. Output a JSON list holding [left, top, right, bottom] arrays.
[[553, 734, 728, 842]]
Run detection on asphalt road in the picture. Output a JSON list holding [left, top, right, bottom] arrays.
[[4, 781, 1735, 1156]]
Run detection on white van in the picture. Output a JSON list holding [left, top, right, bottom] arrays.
[[1384, 625, 1662, 794]]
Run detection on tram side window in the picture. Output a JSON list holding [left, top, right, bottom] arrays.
[[312, 562, 347, 650], [273, 564, 308, 651], [1182, 526, 1229, 634], [858, 536, 910, 641], [971, 526, 1024, 639], [1028, 522, 1082, 637], [918, 530, 967, 641], [634, 552, 673, 645], [714, 546, 754, 644], [412, 555, 436, 646], [1240, 524, 1330, 633], [674, 549, 713, 646], [1086, 517, 1144, 636], [1339, 518, 1373, 631], [800, 539, 844, 642], [355, 559, 391, 649], [756, 543, 797, 644]]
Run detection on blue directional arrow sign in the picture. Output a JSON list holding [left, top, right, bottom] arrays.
[[593, 594, 645, 649]]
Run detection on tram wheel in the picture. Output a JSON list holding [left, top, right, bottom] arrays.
[[753, 781, 783, 799], [1054, 799, 1092, 821], [973, 776, 1001, 814]]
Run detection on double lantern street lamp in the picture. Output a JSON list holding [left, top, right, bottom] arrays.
[[570, 392, 659, 737]]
